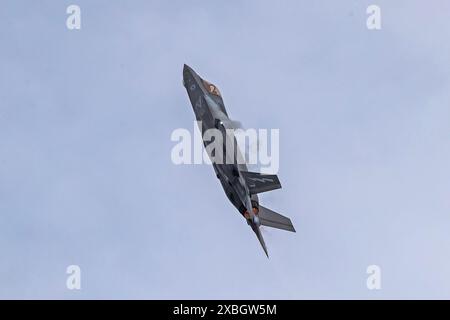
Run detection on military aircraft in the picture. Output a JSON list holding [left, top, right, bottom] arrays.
[[182, 64, 295, 257]]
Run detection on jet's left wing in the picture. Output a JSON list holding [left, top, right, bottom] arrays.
[[241, 171, 281, 194]]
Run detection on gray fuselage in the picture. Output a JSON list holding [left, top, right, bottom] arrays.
[[183, 64, 259, 217]]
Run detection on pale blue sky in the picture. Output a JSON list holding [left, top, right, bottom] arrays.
[[0, 1, 449, 299]]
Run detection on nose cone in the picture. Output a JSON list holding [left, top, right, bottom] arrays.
[[183, 64, 194, 77], [183, 64, 203, 93], [183, 64, 195, 88]]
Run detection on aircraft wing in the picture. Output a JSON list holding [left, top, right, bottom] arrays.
[[258, 205, 296, 232], [241, 171, 281, 194]]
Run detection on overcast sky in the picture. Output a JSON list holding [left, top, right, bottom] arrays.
[[0, 1, 449, 299]]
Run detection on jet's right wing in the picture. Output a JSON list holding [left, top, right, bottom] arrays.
[[241, 171, 281, 194]]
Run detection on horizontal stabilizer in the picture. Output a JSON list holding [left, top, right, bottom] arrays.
[[241, 171, 281, 194], [259, 205, 296, 232]]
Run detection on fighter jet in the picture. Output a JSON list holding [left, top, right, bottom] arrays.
[[182, 64, 295, 257]]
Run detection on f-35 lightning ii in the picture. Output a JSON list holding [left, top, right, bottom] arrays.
[[182, 64, 295, 257]]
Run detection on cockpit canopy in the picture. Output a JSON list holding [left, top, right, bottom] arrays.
[[202, 79, 221, 97]]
